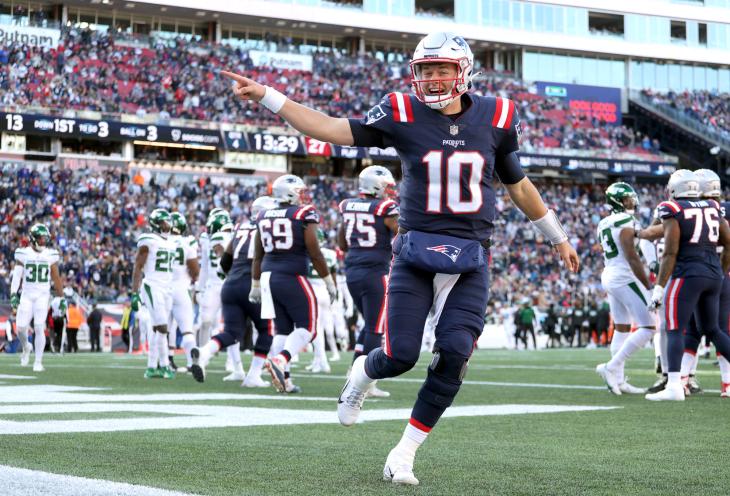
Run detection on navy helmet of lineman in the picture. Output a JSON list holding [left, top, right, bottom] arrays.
[[358, 165, 396, 199], [694, 169, 722, 199], [410, 32, 475, 110], [271, 174, 309, 205], [667, 169, 701, 200]]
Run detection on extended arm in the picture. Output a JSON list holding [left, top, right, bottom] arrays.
[[656, 219, 680, 289], [131, 246, 149, 293], [10, 262, 23, 295], [50, 263, 63, 297], [619, 228, 651, 289], [337, 222, 348, 252], [221, 71, 354, 145]]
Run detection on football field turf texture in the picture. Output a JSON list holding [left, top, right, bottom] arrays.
[[0, 349, 726, 496]]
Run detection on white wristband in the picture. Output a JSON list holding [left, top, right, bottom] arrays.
[[531, 209, 568, 245], [251, 279, 260, 289], [651, 285, 664, 301], [323, 275, 335, 287], [259, 85, 287, 114]]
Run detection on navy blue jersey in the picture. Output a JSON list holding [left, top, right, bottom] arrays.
[[226, 221, 257, 281], [259, 204, 319, 276], [349, 92, 522, 242], [657, 199, 722, 279], [339, 197, 398, 279], [721, 201, 730, 222]]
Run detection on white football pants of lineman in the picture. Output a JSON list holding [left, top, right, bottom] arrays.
[[140, 282, 172, 368], [199, 281, 223, 347], [168, 285, 196, 367], [16, 291, 49, 365], [606, 283, 657, 380], [309, 281, 336, 368]]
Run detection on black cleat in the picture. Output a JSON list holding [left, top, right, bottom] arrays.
[[647, 375, 668, 394], [169, 355, 178, 371], [189, 348, 205, 383]]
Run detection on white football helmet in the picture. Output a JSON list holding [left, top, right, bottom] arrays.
[[667, 169, 700, 199], [250, 195, 278, 219], [359, 166, 396, 198], [410, 32, 474, 110], [694, 169, 722, 199], [271, 174, 309, 205]]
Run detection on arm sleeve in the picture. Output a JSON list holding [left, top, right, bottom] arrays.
[[494, 101, 525, 185], [494, 151, 526, 185], [347, 94, 395, 148], [10, 264, 23, 294]]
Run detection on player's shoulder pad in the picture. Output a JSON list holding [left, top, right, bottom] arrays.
[[488, 96, 517, 130], [375, 199, 399, 217], [14, 247, 28, 261], [293, 204, 319, 222], [707, 199, 721, 210], [657, 200, 682, 219], [612, 212, 634, 228], [338, 199, 348, 214]]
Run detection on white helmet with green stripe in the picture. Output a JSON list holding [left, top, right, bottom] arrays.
[[605, 182, 638, 214]]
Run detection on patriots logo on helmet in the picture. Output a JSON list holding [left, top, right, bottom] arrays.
[[427, 244, 462, 262], [452, 36, 468, 49]]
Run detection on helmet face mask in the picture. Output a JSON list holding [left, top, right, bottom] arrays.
[[410, 32, 474, 110]]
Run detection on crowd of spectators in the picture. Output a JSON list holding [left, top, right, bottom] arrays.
[[0, 26, 667, 160], [1, 163, 668, 325], [641, 89, 730, 142]]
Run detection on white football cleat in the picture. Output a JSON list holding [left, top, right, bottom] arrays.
[[20, 345, 32, 367], [223, 371, 246, 382], [337, 355, 372, 426], [383, 448, 419, 486], [645, 385, 685, 401], [618, 381, 645, 394], [721, 382, 730, 398], [242, 375, 270, 388], [32, 362, 45, 372], [329, 351, 341, 362], [366, 382, 391, 398], [596, 363, 622, 395], [308, 362, 331, 374]]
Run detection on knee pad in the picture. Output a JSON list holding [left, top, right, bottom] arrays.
[[365, 348, 415, 379], [417, 348, 469, 409]]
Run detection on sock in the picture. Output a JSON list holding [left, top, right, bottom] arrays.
[[312, 327, 327, 364], [248, 355, 266, 378], [395, 421, 429, 460], [147, 332, 159, 368], [324, 324, 337, 354], [284, 328, 313, 360], [610, 330, 630, 380], [158, 333, 170, 367], [168, 328, 176, 348], [227, 345, 242, 366], [607, 328, 654, 380], [198, 322, 211, 347], [181, 333, 196, 366], [718, 354, 730, 383], [33, 328, 46, 364], [680, 351, 695, 377], [270, 335, 286, 357], [17, 329, 28, 350], [667, 371, 681, 387], [690, 352, 700, 375]]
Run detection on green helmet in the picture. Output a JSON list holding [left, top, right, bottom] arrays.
[[208, 207, 225, 222], [206, 211, 233, 235], [605, 182, 638, 213], [29, 223, 51, 249], [170, 212, 187, 235], [149, 208, 172, 233]]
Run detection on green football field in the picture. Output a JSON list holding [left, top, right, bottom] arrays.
[[0, 348, 726, 496]]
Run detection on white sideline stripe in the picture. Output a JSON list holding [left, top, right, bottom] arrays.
[[0, 404, 618, 435], [0, 385, 336, 404], [0, 465, 200, 496], [0, 373, 36, 379], [298, 373, 608, 391]]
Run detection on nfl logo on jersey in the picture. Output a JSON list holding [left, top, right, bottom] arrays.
[[449, 124, 459, 136]]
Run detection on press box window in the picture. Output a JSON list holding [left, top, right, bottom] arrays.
[[588, 12, 624, 36]]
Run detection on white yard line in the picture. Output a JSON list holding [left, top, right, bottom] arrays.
[[0, 465, 201, 496]]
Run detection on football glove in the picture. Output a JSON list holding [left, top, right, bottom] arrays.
[[648, 285, 664, 310], [324, 276, 337, 304], [130, 292, 141, 311], [249, 280, 261, 304], [10, 294, 20, 311], [216, 268, 226, 281]]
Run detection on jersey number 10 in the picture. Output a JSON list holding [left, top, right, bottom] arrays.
[[422, 151, 485, 214]]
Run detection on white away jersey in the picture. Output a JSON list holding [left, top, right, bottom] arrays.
[[597, 212, 643, 287], [171, 234, 199, 286], [14, 246, 59, 296], [206, 230, 232, 284], [308, 247, 338, 280], [137, 232, 176, 288]]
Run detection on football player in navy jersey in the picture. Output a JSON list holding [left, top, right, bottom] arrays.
[[190, 196, 278, 388], [249, 175, 336, 394], [223, 32, 578, 485], [338, 165, 399, 397], [644, 170, 730, 401]]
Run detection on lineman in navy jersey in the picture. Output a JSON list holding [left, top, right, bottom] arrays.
[[644, 170, 730, 401], [190, 196, 277, 387], [249, 175, 337, 394], [338, 166, 399, 370], [223, 31, 578, 486]]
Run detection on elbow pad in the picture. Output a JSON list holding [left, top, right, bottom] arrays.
[[219, 252, 233, 274]]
